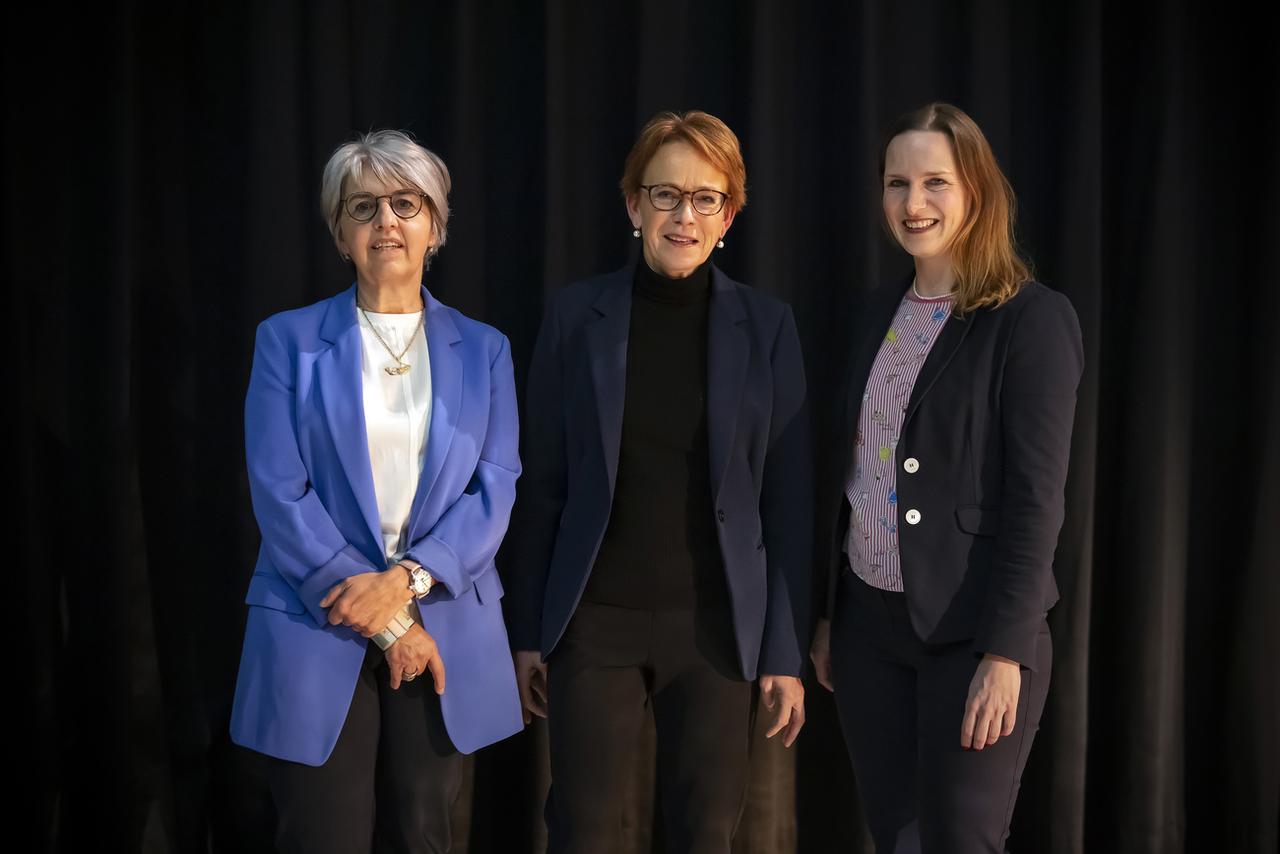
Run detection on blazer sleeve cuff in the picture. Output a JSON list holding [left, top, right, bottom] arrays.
[[757, 660, 803, 679], [758, 642, 804, 679], [973, 614, 1046, 673], [296, 544, 378, 627], [506, 621, 542, 653], [404, 537, 467, 600]]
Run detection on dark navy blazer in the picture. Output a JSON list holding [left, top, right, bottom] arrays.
[[820, 274, 1084, 669], [508, 264, 813, 679]]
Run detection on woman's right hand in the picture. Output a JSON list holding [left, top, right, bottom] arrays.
[[809, 618, 834, 691], [384, 624, 446, 693], [514, 650, 548, 724]]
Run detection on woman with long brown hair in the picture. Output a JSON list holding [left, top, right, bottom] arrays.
[[810, 102, 1083, 852]]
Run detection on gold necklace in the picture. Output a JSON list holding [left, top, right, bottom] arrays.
[[357, 299, 425, 376]]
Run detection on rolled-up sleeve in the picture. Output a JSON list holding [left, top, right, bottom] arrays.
[[244, 319, 379, 626]]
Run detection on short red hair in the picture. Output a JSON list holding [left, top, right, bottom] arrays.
[[620, 110, 747, 212]]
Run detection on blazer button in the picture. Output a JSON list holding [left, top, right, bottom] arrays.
[[903, 457, 919, 473], [904, 509, 922, 525], [717, 509, 726, 522]]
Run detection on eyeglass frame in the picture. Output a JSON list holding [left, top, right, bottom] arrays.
[[637, 183, 730, 216], [339, 189, 431, 223]]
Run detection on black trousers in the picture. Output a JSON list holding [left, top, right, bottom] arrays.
[[546, 603, 755, 854], [259, 641, 464, 854], [830, 573, 1051, 854]]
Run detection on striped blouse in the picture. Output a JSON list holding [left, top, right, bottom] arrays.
[[844, 288, 954, 591]]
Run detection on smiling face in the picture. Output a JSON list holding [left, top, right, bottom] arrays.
[[335, 174, 435, 287], [626, 141, 736, 279], [882, 130, 969, 264]]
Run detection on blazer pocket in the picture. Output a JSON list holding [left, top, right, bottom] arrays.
[[955, 505, 1002, 537], [244, 572, 307, 614], [473, 567, 505, 604]]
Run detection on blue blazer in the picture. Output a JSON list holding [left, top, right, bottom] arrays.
[[820, 274, 1084, 669], [507, 264, 812, 679], [230, 285, 524, 766]]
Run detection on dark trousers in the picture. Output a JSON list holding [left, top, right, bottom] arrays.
[[259, 641, 464, 854], [830, 573, 1051, 854], [546, 603, 754, 854]]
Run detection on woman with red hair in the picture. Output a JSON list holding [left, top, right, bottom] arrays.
[[509, 110, 812, 853]]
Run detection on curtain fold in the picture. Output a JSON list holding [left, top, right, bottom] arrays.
[[11, 2, 1275, 851]]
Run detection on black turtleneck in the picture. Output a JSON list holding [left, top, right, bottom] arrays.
[[582, 259, 729, 611]]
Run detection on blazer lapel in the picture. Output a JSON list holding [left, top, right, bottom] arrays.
[[584, 269, 633, 495], [316, 286, 383, 556], [902, 301, 977, 428], [406, 287, 462, 535], [706, 267, 749, 501]]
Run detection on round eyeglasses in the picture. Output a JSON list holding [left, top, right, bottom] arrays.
[[639, 184, 729, 216], [341, 190, 428, 223]]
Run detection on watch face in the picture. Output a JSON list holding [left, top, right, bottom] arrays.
[[410, 568, 432, 596]]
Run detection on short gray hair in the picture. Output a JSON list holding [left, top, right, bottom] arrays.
[[320, 129, 451, 260]]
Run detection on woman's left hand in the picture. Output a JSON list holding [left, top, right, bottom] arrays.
[[384, 624, 446, 692], [759, 674, 806, 748], [320, 569, 411, 637], [960, 653, 1021, 750]]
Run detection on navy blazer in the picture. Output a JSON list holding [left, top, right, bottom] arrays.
[[508, 264, 812, 679], [820, 274, 1083, 669]]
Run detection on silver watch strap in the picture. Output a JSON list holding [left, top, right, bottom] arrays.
[[371, 605, 416, 650]]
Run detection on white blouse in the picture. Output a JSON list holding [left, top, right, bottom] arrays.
[[357, 307, 433, 564]]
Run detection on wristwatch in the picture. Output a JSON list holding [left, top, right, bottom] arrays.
[[400, 560, 435, 599]]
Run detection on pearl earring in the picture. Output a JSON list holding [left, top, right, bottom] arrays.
[[633, 229, 641, 238], [716, 238, 725, 249]]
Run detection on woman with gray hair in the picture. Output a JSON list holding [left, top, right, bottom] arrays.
[[229, 129, 524, 853]]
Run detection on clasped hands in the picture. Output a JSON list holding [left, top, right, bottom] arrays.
[[321, 569, 445, 693]]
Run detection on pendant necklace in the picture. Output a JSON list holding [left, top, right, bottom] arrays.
[[357, 298, 425, 376]]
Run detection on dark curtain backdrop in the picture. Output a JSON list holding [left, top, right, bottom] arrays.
[[11, 1, 1277, 852]]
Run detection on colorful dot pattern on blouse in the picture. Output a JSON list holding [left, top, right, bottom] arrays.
[[844, 289, 954, 591]]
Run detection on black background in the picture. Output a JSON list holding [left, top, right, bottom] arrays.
[[11, 1, 1277, 852]]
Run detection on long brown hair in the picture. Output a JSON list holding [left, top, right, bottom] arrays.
[[879, 103, 1031, 313]]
